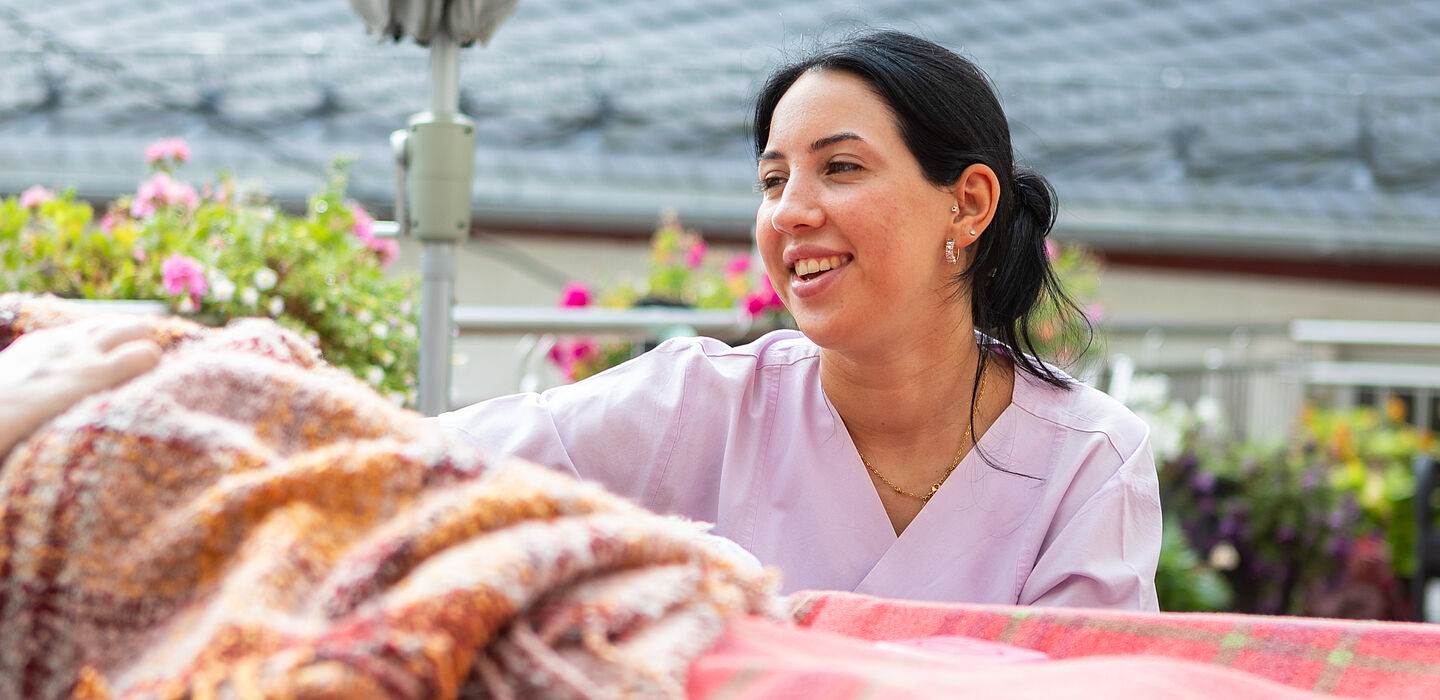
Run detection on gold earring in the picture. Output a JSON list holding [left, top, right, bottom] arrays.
[[945, 239, 958, 264]]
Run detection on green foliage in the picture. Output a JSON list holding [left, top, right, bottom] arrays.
[[0, 142, 419, 406], [1156, 515, 1235, 612]]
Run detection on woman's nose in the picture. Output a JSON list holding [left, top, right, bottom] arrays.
[[768, 179, 824, 235]]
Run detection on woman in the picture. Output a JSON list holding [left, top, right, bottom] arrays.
[[440, 30, 1161, 609]]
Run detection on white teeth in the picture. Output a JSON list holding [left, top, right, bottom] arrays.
[[794, 255, 843, 277]]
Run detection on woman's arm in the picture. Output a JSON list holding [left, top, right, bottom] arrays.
[[1020, 437, 1164, 611], [437, 337, 725, 515]]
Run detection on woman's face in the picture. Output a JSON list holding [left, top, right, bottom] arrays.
[[755, 69, 963, 354]]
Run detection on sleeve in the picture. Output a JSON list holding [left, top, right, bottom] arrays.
[[434, 339, 729, 518], [1018, 435, 1163, 611]]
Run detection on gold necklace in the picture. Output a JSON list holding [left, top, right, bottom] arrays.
[[857, 360, 988, 503]]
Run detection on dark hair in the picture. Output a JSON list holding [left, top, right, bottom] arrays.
[[752, 30, 1090, 390]]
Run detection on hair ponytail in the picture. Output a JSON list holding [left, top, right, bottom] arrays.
[[968, 168, 1087, 389]]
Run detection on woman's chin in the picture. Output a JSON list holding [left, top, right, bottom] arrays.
[[790, 314, 847, 349]]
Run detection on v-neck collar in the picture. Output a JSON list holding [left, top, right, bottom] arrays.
[[824, 368, 1043, 597]]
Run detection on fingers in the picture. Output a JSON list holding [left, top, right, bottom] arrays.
[[94, 339, 163, 387], [0, 316, 165, 459], [86, 316, 160, 352]]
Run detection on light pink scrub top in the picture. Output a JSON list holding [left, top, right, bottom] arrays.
[[438, 330, 1161, 610]]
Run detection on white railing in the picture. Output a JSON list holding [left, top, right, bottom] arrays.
[[452, 305, 752, 336], [1100, 319, 1440, 440]]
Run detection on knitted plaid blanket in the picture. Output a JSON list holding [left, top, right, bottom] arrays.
[[0, 294, 780, 700]]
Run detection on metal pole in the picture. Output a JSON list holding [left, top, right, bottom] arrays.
[[429, 36, 460, 113], [418, 243, 456, 415], [417, 33, 463, 416]]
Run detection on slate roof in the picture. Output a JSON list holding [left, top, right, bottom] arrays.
[[1, 0, 1438, 262]]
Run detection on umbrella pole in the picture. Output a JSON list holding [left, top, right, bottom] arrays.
[[416, 34, 467, 416]]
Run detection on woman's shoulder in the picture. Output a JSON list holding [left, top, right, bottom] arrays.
[[1009, 362, 1150, 459]]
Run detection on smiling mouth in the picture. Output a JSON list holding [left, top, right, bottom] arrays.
[[792, 255, 849, 281]]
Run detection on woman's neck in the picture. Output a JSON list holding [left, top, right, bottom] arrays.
[[819, 326, 986, 458]]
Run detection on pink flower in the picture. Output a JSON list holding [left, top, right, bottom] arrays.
[[99, 213, 118, 234], [131, 172, 199, 217], [161, 253, 208, 304], [1045, 240, 1058, 261], [685, 239, 707, 269], [559, 282, 591, 308], [744, 275, 784, 317], [368, 237, 399, 267], [19, 185, 53, 209], [145, 137, 191, 167], [203, 182, 230, 205], [129, 197, 156, 219], [1085, 303, 1106, 323], [347, 203, 396, 266], [724, 253, 752, 278], [350, 204, 376, 243], [169, 181, 199, 210], [136, 172, 169, 203], [132, 173, 169, 217], [546, 338, 601, 381], [132, 246, 147, 263]]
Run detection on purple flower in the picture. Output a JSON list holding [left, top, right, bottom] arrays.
[[1327, 535, 1353, 560], [1219, 515, 1238, 539], [1191, 471, 1217, 493], [1275, 523, 1296, 542]]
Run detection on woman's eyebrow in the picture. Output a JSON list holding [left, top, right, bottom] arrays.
[[758, 132, 865, 162]]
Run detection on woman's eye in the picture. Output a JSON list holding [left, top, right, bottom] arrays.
[[826, 161, 861, 176], [755, 175, 786, 193]]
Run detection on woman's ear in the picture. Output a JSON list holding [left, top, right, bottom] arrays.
[[949, 164, 1000, 247]]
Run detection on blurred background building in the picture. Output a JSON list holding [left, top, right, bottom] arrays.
[[2, 0, 1438, 434]]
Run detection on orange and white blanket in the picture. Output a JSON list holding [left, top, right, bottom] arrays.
[[0, 294, 779, 700]]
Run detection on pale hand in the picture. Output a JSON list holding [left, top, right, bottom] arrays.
[[0, 317, 162, 460]]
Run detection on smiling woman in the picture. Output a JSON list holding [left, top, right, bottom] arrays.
[[440, 30, 1161, 610]]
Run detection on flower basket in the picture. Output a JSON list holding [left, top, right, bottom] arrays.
[[1, 139, 419, 405]]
